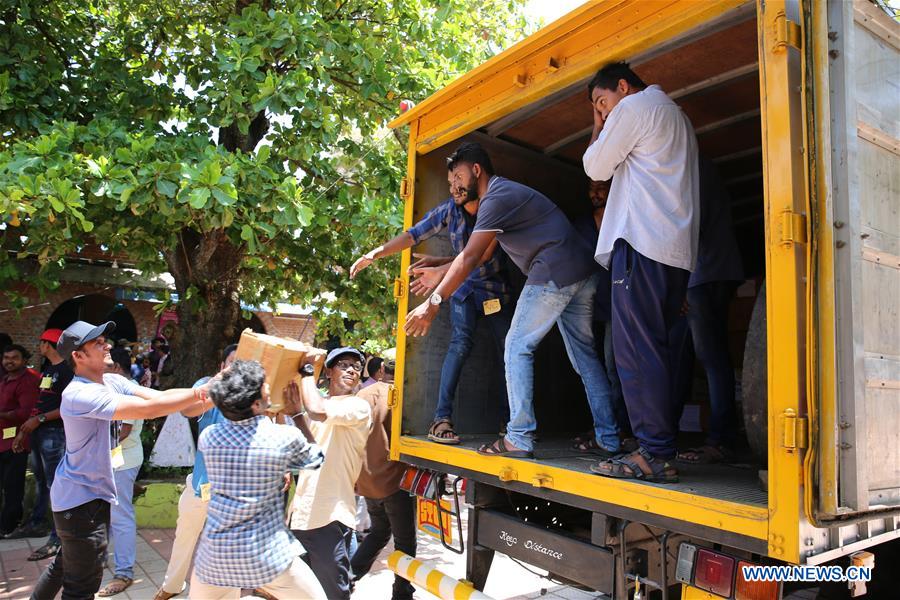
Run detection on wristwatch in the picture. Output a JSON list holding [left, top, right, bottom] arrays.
[[300, 363, 316, 378], [37, 414, 47, 424], [429, 292, 443, 307]]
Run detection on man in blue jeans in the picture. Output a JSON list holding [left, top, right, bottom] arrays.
[[8, 330, 71, 561], [675, 157, 743, 464], [350, 168, 512, 444], [405, 142, 618, 458]]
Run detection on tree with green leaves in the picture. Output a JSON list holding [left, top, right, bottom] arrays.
[[0, 0, 534, 385]]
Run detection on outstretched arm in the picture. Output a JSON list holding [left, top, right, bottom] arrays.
[[113, 383, 212, 420], [350, 232, 415, 278], [404, 230, 497, 337]]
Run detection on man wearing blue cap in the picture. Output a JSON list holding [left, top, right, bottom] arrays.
[[31, 321, 217, 600], [285, 347, 372, 600]]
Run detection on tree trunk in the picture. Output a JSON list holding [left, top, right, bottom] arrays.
[[163, 228, 245, 388]]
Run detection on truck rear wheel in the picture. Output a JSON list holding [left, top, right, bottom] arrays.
[[741, 281, 768, 462]]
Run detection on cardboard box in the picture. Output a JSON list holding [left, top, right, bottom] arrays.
[[234, 329, 322, 412]]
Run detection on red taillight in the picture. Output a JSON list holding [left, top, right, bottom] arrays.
[[734, 560, 780, 600], [694, 549, 736, 597]]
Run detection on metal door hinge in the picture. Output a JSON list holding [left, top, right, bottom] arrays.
[[782, 408, 808, 450], [387, 385, 398, 409], [393, 277, 405, 299], [781, 210, 808, 245], [774, 11, 802, 52], [400, 178, 409, 198]]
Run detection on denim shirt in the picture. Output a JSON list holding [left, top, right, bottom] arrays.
[[407, 197, 510, 305]]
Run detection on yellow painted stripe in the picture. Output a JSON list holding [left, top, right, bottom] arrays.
[[406, 557, 425, 581], [454, 584, 476, 600], [425, 569, 445, 597]]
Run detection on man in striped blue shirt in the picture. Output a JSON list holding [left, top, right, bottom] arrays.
[[350, 172, 512, 445], [189, 360, 325, 599]]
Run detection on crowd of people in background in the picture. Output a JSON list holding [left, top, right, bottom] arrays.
[[0, 322, 409, 599]]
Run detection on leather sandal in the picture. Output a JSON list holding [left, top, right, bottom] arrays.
[[590, 447, 679, 483], [572, 436, 618, 458], [477, 436, 533, 459], [677, 444, 734, 464], [98, 576, 133, 597], [428, 418, 460, 445]]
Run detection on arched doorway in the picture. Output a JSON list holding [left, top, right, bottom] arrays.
[[46, 294, 138, 343]]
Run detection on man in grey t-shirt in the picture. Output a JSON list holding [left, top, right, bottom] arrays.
[[405, 142, 618, 457]]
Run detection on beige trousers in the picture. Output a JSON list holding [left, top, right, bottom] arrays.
[[160, 473, 208, 594], [188, 557, 327, 599]]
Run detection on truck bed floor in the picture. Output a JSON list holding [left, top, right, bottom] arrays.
[[407, 434, 768, 508]]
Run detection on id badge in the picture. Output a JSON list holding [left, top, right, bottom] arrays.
[[110, 445, 125, 469], [2, 427, 15, 440], [483, 298, 501, 315], [200, 483, 212, 502], [40, 376, 53, 390]]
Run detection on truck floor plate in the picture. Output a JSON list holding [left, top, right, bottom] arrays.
[[414, 434, 768, 507]]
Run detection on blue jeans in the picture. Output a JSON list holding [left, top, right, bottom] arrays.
[[29, 426, 66, 542], [435, 295, 512, 424], [109, 466, 140, 579], [598, 320, 630, 436], [505, 274, 618, 453], [687, 282, 738, 447]]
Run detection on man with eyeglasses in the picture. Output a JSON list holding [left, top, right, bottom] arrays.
[[31, 321, 216, 599], [285, 347, 372, 600]]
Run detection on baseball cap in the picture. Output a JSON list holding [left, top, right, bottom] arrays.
[[324, 347, 365, 368], [57, 321, 116, 360], [39, 329, 64, 345]]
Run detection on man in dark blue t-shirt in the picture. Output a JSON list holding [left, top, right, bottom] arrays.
[[405, 142, 619, 458], [571, 180, 631, 450]]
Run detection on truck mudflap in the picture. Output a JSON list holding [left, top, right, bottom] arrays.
[[474, 508, 615, 595]]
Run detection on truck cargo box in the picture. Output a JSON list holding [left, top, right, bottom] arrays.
[[387, 0, 899, 573]]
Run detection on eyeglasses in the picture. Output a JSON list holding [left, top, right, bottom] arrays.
[[332, 360, 363, 373]]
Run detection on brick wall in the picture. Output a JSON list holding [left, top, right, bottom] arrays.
[[0, 282, 316, 367], [0, 282, 128, 361]]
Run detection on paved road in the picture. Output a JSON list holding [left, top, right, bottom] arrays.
[[0, 510, 599, 600]]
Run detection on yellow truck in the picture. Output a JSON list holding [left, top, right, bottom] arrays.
[[387, 1, 899, 598]]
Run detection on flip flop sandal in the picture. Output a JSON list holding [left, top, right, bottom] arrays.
[[676, 444, 734, 464], [98, 576, 133, 597], [27, 541, 60, 561], [590, 448, 679, 483], [477, 436, 534, 459], [427, 418, 460, 445], [571, 436, 618, 458]]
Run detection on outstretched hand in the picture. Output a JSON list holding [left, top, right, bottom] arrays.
[[408, 253, 451, 271], [404, 302, 438, 337], [350, 251, 375, 279], [409, 265, 446, 297], [282, 380, 304, 415]]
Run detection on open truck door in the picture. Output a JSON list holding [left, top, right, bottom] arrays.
[[810, 0, 900, 529]]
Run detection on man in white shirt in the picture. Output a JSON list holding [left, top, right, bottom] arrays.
[[582, 62, 699, 483], [286, 347, 372, 600]]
